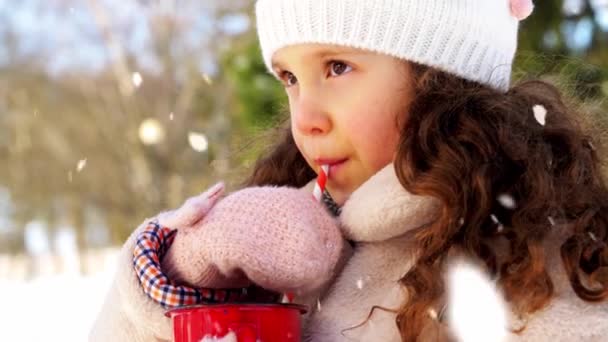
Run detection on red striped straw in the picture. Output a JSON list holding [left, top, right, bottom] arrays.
[[284, 164, 330, 304], [313, 164, 329, 202]]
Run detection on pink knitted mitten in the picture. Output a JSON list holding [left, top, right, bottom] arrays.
[[162, 186, 345, 296]]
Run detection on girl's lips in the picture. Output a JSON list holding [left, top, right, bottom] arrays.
[[314, 158, 348, 166], [325, 159, 348, 179], [327, 159, 348, 177], [313, 158, 348, 179]]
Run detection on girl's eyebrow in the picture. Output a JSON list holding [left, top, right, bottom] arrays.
[[271, 48, 360, 70]]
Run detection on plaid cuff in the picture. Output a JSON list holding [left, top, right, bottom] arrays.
[[133, 220, 251, 309]]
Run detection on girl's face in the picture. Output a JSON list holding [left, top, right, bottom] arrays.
[[272, 44, 414, 205]]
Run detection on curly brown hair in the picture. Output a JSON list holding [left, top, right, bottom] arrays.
[[242, 62, 608, 341]]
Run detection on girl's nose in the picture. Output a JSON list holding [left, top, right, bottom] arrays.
[[292, 92, 332, 136]]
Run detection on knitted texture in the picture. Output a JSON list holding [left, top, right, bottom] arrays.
[[256, 0, 533, 91], [133, 221, 278, 309], [162, 186, 345, 295]]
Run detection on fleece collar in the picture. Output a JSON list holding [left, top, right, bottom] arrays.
[[304, 163, 441, 242]]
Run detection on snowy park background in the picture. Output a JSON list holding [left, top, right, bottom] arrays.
[[1, 0, 608, 341]]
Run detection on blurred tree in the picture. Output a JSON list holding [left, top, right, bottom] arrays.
[[518, 0, 607, 60], [222, 36, 286, 130], [515, 0, 608, 102], [0, 0, 252, 274], [218, 32, 288, 176]]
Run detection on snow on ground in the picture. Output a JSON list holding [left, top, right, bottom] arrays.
[[0, 249, 118, 342]]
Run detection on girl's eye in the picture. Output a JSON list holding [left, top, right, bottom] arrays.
[[279, 61, 352, 88], [280, 71, 298, 87], [329, 61, 352, 77]]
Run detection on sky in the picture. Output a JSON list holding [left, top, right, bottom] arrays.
[[0, 0, 250, 75]]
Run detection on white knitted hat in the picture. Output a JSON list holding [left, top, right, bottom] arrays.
[[255, 0, 534, 92]]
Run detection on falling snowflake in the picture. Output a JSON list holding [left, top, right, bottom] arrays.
[[356, 278, 364, 290], [77, 159, 87, 172], [533, 104, 547, 126], [589, 232, 598, 242], [458, 217, 465, 227], [139, 119, 165, 145], [497, 194, 516, 209], [188, 132, 208, 152], [317, 299, 322, 312], [132, 72, 143, 88], [548, 216, 555, 226], [169, 112, 174, 121], [490, 214, 504, 232], [202, 73, 213, 85], [280, 294, 291, 303], [448, 260, 508, 342], [428, 308, 438, 320]]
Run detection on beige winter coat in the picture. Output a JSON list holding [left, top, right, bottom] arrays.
[[90, 164, 608, 341]]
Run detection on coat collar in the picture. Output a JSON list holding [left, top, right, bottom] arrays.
[[305, 163, 442, 242]]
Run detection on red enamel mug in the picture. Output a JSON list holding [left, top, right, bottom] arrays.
[[166, 303, 308, 342]]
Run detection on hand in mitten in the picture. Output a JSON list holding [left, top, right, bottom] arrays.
[[133, 182, 270, 309], [161, 186, 346, 298], [91, 182, 228, 341]]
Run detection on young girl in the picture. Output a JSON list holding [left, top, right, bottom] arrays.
[[91, 0, 608, 341]]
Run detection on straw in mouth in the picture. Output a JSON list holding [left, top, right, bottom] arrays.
[[312, 164, 329, 202]]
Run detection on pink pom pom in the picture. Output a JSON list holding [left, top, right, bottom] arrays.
[[510, 0, 534, 21]]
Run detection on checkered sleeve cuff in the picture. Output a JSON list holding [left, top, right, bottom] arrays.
[[132, 220, 255, 309]]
